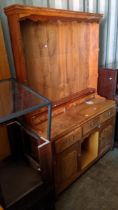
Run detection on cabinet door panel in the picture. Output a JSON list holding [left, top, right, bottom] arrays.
[[99, 119, 115, 155], [98, 69, 117, 99], [54, 142, 81, 193], [60, 150, 78, 181]]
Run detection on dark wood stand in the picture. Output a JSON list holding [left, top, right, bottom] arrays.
[[98, 64, 118, 141]]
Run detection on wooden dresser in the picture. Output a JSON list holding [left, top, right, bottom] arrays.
[[4, 5, 116, 195]]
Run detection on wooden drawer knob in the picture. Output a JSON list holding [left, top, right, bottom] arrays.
[[108, 111, 111, 116], [97, 124, 101, 128]]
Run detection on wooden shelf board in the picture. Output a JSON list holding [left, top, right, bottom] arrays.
[[81, 152, 97, 170], [0, 157, 42, 208]]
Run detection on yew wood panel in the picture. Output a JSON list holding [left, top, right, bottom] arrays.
[[0, 81, 13, 117], [55, 127, 82, 154], [0, 81, 13, 159], [99, 107, 116, 124], [0, 21, 11, 160], [20, 20, 99, 101], [4, 5, 102, 89], [4, 4, 102, 23], [99, 118, 115, 155], [0, 21, 10, 80], [88, 23, 99, 89], [32, 97, 115, 140], [54, 142, 81, 194], [82, 117, 99, 136]]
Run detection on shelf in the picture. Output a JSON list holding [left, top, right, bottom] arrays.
[[81, 152, 96, 169], [0, 157, 43, 208], [81, 132, 99, 169], [0, 78, 53, 209]]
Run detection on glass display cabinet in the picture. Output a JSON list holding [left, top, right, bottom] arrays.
[[0, 79, 54, 210]]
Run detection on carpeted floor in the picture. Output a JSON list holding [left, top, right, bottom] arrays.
[[56, 149, 118, 210]]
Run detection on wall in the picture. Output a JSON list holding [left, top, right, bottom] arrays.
[[0, 0, 118, 76]]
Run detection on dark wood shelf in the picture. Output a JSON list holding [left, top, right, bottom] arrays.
[[0, 157, 42, 208]]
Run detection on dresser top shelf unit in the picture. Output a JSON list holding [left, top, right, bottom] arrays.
[[5, 4, 102, 107], [4, 4, 103, 22]]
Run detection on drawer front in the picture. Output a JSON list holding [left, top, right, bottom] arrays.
[[83, 118, 98, 136], [100, 108, 115, 124], [55, 127, 82, 154]]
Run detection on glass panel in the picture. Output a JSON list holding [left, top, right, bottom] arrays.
[[0, 79, 50, 123]]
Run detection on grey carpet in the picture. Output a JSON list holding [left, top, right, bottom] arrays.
[[56, 149, 118, 210]]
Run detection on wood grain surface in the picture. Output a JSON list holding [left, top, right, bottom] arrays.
[[0, 21, 11, 160], [4, 4, 102, 103], [20, 20, 99, 101], [0, 21, 10, 80]]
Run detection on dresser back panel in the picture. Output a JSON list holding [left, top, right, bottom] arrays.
[[20, 20, 99, 101]]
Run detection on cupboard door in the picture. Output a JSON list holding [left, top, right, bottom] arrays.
[[98, 69, 117, 99], [99, 119, 115, 155], [54, 142, 81, 194]]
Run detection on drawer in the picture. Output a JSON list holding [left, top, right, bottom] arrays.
[[99, 108, 116, 124], [83, 117, 99, 136], [55, 127, 82, 154]]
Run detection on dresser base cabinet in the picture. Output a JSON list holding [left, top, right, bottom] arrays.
[[35, 96, 116, 195], [54, 142, 81, 193], [54, 116, 115, 195]]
